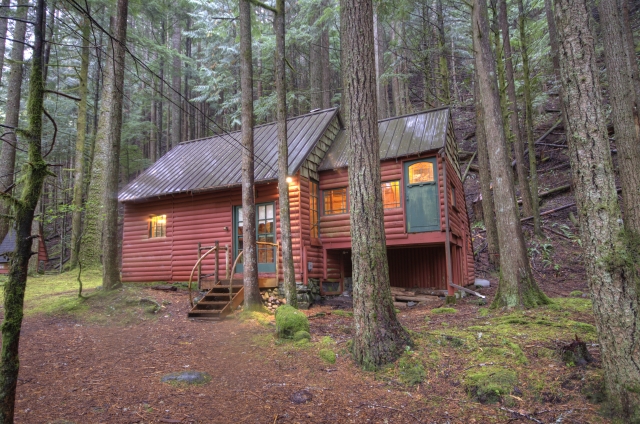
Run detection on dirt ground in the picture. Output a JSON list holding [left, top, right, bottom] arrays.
[[11, 269, 607, 424]]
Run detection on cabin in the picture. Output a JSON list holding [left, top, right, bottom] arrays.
[[0, 227, 49, 274], [119, 107, 474, 316]]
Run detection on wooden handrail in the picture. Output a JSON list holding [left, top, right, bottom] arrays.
[[188, 245, 219, 307]]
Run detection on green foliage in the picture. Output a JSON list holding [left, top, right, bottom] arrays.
[[397, 354, 425, 386], [275, 305, 310, 339], [570, 290, 584, 297], [333, 309, 353, 317], [318, 348, 336, 364]]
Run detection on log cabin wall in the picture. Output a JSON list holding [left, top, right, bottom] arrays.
[[122, 180, 307, 283]]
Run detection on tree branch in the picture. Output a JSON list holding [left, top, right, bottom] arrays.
[[248, 0, 277, 13], [44, 89, 81, 102], [42, 108, 57, 158]]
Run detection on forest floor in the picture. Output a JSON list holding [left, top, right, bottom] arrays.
[[2, 263, 610, 424]]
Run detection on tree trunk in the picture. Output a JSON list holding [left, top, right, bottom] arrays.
[[555, 0, 640, 418], [543, 0, 560, 80], [0, 0, 48, 418], [341, 0, 411, 369], [82, 0, 129, 285], [436, 0, 450, 105], [309, 6, 323, 111], [0, 0, 28, 244], [499, 0, 533, 217], [598, 0, 640, 235], [69, 15, 91, 270], [274, 0, 297, 308], [474, 68, 500, 268], [171, 17, 182, 148], [472, 0, 549, 308], [42, 0, 56, 83], [517, 0, 542, 236], [374, 10, 388, 119], [321, 14, 331, 109], [239, 0, 261, 311], [0, 0, 10, 87]]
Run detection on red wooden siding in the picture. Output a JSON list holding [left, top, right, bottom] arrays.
[[387, 246, 447, 289], [122, 179, 305, 283]]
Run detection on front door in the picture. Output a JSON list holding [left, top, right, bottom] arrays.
[[405, 158, 440, 232], [234, 203, 276, 273]]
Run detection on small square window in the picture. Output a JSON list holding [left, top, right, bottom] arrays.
[[149, 215, 166, 238], [382, 181, 401, 208], [323, 188, 347, 215]]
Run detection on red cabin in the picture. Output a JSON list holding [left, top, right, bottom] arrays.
[[119, 107, 474, 302]]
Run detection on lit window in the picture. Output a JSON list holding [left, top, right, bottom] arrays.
[[382, 181, 400, 208], [310, 180, 319, 238], [149, 215, 166, 238], [408, 162, 435, 184], [323, 188, 347, 215], [450, 186, 456, 207]]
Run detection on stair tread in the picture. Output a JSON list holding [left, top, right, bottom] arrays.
[[196, 301, 229, 305], [188, 310, 223, 316]]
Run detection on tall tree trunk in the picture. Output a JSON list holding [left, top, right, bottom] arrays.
[[499, 0, 533, 217], [472, 0, 549, 308], [543, 0, 560, 80], [474, 69, 500, 268], [171, 17, 182, 148], [341, 0, 410, 369], [374, 10, 388, 119], [598, 0, 640, 235], [309, 5, 323, 111], [82, 0, 129, 285], [321, 15, 331, 109], [0, 0, 48, 418], [517, 0, 542, 236], [0, 0, 28, 244], [0, 0, 10, 87], [620, 0, 640, 113], [555, 0, 640, 418], [42, 0, 56, 83], [436, 0, 450, 105], [239, 0, 261, 311], [274, 0, 297, 308], [100, 0, 129, 290], [70, 15, 91, 270]]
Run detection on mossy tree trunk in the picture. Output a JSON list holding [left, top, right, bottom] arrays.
[[472, 0, 549, 308], [498, 0, 533, 218], [239, 0, 261, 311], [473, 66, 499, 268], [598, 0, 640, 237], [0, 0, 10, 88], [83, 0, 129, 289], [274, 0, 297, 308], [517, 0, 541, 236], [0, 0, 28, 244], [0, 0, 49, 419], [69, 15, 91, 270], [555, 0, 640, 419], [341, 0, 411, 369]]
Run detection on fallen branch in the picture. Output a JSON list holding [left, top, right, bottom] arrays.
[[449, 283, 485, 299], [462, 151, 477, 182], [517, 184, 571, 205], [500, 407, 544, 423], [512, 119, 563, 166]]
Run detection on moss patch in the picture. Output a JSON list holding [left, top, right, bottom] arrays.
[[431, 307, 457, 314], [293, 330, 311, 342], [275, 305, 310, 339], [238, 310, 273, 326], [465, 367, 517, 404], [397, 355, 426, 386], [319, 349, 336, 364], [333, 310, 353, 317]]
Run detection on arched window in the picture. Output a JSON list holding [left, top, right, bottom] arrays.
[[408, 161, 435, 184]]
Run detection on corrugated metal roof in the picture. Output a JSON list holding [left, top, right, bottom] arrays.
[[318, 107, 450, 171], [0, 229, 15, 263], [119, 108, 340, 202]]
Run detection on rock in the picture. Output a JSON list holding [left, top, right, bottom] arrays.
[[290, 390, 312, 404], [275, 305, 310, 338], [281, 298, 286, 304], [160, 371, 211, 385], [293, 330, 311, 341], [474, 278, 490, 288], [407, 301, 417, 307], [152, 285, 177, 291]]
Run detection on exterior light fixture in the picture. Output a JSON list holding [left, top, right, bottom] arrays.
[[286, 176, 293, 184]]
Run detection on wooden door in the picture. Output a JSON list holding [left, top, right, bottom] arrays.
[[404, 158, 440, 232]]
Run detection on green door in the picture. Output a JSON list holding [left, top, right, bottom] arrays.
[[234, 203, 276, 273], [405, 158, 440, 232]]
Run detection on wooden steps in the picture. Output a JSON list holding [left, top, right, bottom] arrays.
[[188, 280, 244, 320]]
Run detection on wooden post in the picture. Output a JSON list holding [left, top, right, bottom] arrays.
[[214, 240, 219, 283], [225, 244, 231, 280], [441, 152, 455, 301], [197, 242, 201, 290]]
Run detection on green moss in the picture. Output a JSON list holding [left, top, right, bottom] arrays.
[[570, 290, 583, 297], [465, 367, 518, 404], [320, 336, 336, 346], [293, 330, 311, 341], [238, 310, 273, 326], [397, 355, 425, 386], [319, 349, 336, 364], [275, 305, 309, 339], [431, 307, 457, 314], [479, 308, 490, 317], [333, 309, 353, 317]]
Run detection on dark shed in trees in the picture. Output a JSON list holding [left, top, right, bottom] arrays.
[[119, 107, 474, 295], [0, 228, 49, 274]]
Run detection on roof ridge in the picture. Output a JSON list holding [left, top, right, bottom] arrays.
[[377, 106, 450, 123]]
